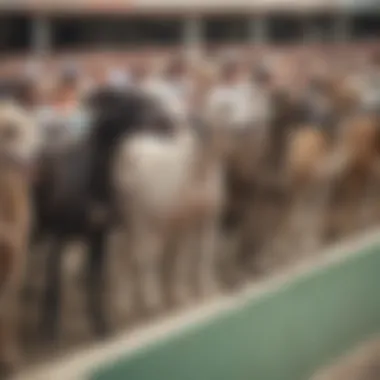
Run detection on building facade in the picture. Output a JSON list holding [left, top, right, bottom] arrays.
[[0, 0, 379, 55]]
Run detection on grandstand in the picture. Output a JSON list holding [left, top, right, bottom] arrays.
[[0, 0, 380, 56]]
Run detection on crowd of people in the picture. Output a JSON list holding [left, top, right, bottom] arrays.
[[0, 46, 378, 141], [1, 45, 380, 378]]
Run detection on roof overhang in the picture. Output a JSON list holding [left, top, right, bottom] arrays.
[[0, 0, 340, 15]]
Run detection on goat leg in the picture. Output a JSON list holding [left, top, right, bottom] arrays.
[[86, 228, 110, 338], [39, 236, 65, 342], [0, 246, 24, 377], [195, 220, 220, 298], [129, 229, 165, 320]]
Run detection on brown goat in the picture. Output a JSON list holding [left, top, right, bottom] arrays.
[[265, 126, 333, 265], [0, 101, 38, 375], [326, 114, 380, 239]]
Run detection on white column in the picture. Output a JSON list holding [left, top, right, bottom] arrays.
[[335, 13, 350, 43], [250, 15, 268, 44], [32, 15, 51, 57], [184, 16, 202, 58], [304, 19, 321, 44]]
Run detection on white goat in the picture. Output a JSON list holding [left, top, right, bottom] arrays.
[[113, 126, 225, 316]]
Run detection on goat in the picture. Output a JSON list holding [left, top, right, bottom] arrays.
[[113, 118, 226, 317], [0, 100, 39, 375], [31, 87, 176, 340]]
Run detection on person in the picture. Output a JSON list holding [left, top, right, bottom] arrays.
[[0, 75, 38, 112], [130, 58, 153, 89], [164, 56, 193, 103], [38, 64, 90, 144], [139, 57, 191, 125], [250, 61, 275, 127], [299, 73, 333, 128], [359, 51, 380, 115], [106, 66, 131, 89], [206, 56, 253, 129]]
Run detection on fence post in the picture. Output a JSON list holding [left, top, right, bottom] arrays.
[[32, 15, 51, 57], [184, 15, 202, 59], [250, 14, 268, 45], [335, 12, 350, 43]]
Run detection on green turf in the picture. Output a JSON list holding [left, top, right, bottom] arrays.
[[90, 243, 380, 380]]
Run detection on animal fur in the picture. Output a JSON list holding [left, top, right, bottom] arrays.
[[31, 87, 180, 339], [113, 125, 225, 315], [0, 101, 37, 374]]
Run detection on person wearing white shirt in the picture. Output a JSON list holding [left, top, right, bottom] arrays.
[[106, 67, 131, 89], [162, 57, 193, 122], [138, 58, 192, 125], [206, 58, 254, 129]]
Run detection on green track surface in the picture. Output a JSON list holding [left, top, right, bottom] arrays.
[[90, 242, 380, 380]]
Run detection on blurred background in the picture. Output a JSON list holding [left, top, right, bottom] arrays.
[[0, 0, 379, 68], [2, 1, 380, 380]]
